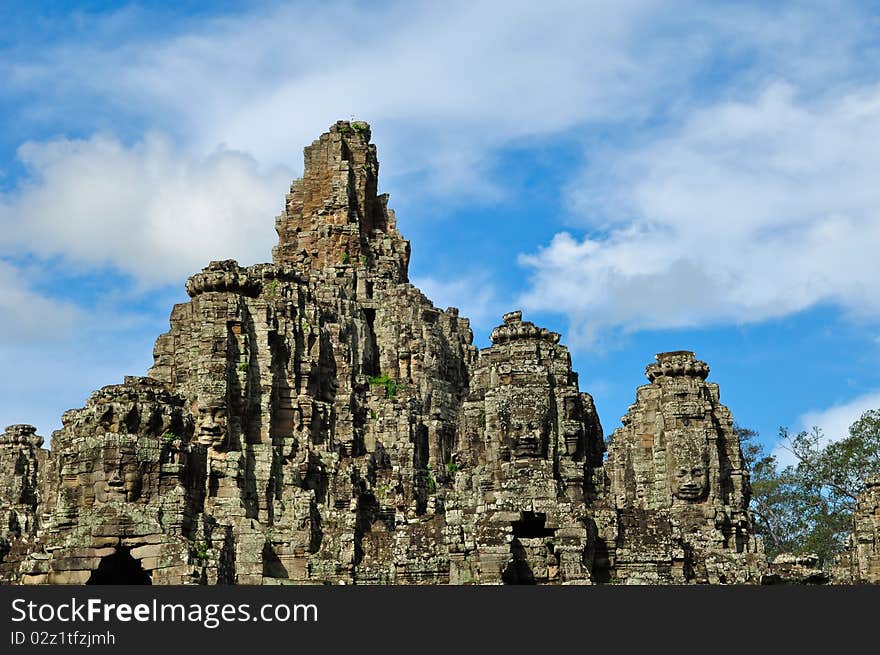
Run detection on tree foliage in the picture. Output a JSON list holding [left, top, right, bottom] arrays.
[[737, 409, 880, 566]]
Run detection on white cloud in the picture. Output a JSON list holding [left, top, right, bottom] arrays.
[[0, 0, 875, 289], [0, 133, 292, 286], [0, 0, 877, 317], [0, 261, 80, 341], [0, 0, 740, 199], [799, 391, 880, 440], [772, 390, 880, 467], [520, 82, 880, 344]]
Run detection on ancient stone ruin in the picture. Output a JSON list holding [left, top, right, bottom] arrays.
[[0, 425, 46, 569], [834, 475, 880, 583], [593, 351, 765, 583], [0, 120, 862, 584]]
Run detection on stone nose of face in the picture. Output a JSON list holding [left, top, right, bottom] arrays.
[[201, 415, 221, 433], [107, 472, 124, 487]]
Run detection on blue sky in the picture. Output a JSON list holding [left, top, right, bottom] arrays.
[[2, 1, 880, 461]]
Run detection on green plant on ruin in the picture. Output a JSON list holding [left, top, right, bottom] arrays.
[[237, 361, 249, 373], [266, 279, 278, 298], [352, 121, 369, 133], [360, 254, 367, 266], [162, 431, 178, 443], [426, 464, 437, 494], [192, 541, 209, 563], [368, 373, 402, 399], [446, 460, 459, 475], [341, 252, 350, 265], [370, 409, 378, 420]]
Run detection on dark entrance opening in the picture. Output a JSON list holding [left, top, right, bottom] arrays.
[[511, 512, 555, 538], [86, 547, 152, 585], [503, 513, 557, 585]]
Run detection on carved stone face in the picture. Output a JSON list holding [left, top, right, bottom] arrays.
[[669, 439, 709, 502], [93, 446, 143, 503], [196, 405, 227, 449], [510, 418, 546, 459], [59, 441, 146, 505]]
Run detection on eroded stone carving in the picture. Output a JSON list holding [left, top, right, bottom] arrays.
[[441, 310, 604, 584], [0, 425, 45, 569], [1, 377, 199, 584], [1, 122, 782, 585], [594, 351, 765, 584], [669, 432, 710, 503]]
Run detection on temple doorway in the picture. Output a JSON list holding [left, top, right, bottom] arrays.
[[86, 547, 152, 584]]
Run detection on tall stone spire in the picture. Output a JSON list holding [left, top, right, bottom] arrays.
[[272, 120, 410, 282]]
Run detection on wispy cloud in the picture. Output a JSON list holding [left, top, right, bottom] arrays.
[[0, 133, 291, 286], [772, 389, 880, 467], [521, 82, 880, 344], [3, 1, 876, 290], [0, 0, 736, 198], [799, 391, 880, 440]]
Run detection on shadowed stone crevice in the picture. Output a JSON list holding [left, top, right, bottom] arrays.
[[502, 540, 536, 585]]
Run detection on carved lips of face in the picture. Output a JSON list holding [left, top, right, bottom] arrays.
[[197, 405, 227, 448]]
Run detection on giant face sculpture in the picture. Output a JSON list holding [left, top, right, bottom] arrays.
[[496, 392, 551, 461], [93, 445, 144, 503], [510, 419, 543, 459], [668, 436, 709, 502], [196, 404, 227, 449], [60, 438, 147, 506]]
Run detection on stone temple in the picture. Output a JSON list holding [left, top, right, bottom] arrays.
[[0, 121, 867, 584], [592, 351, 764, 583]]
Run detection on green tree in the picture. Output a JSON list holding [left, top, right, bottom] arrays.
[[737, 410, 880, 565], [737, 425, 806, 557]]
